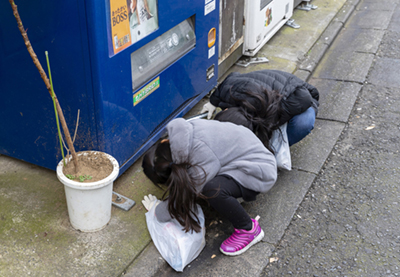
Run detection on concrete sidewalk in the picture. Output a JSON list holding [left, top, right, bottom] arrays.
[[0, 0, 357, 276]]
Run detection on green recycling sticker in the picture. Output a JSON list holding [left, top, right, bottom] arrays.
[[133, 77, 160, 106]]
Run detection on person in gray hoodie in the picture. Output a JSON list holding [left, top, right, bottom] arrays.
[[142, 117, 277, 256]]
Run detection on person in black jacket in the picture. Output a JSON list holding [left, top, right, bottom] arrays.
[[201, 69, 319, 146]]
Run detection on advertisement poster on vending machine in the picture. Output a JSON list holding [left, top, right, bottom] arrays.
[[110, 0, 159, 55]]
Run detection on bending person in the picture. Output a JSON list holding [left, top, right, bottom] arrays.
[[201, 69, 320, 146], [142, 118, 277, 256]]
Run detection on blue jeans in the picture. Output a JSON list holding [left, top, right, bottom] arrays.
[[287, 107, 316, 146]]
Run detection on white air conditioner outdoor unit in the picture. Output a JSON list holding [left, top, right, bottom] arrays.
[[243, 0, 294, 56]]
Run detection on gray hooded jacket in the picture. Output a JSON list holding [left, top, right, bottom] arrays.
[[155, 118, 277, 221]]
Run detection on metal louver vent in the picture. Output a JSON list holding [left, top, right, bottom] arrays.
[[260, 0, 273, 10]]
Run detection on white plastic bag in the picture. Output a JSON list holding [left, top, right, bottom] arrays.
[[271, 123, 292, 170], [145, 201, 206, 272]]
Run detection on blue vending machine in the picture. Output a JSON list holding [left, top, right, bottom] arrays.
[[0, 0, 219, 175]]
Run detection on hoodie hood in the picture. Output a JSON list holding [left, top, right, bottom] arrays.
[[166, 118, 193, 164]]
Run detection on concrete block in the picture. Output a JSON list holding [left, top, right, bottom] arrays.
[[309, 78, 362, 122], [358, 0, 399, 11], [313, 50, 374, 83], [345, 9, 392, 30], [294, 69, 312, 82], [388, 4, 400, 32], [333, 28, 384, 54], [291, 119, 345, 174], [299, 41, 330, 72], [320, 20, 344, 46], [123, 244, 168, 277], [335, 1, 358, 23], [243, 169, 317, 245]]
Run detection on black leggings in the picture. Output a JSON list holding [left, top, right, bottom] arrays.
[[202, 175, 259, 231]]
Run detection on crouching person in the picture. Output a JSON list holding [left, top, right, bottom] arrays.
[[142, 118, 277, 256], [201, 69, 320, 146]]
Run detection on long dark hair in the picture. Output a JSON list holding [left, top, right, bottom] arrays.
[[215, 88, 283, 153], [142, 140, 205, 233]]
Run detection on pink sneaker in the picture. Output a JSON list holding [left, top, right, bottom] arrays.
[[220, 216, 264, 256]]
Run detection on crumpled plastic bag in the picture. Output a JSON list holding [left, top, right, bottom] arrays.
[[145, 201, 206, 272], [270, 122, 292, 170]]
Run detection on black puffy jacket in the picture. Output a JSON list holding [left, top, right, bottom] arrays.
[[210, 70, 319, 125]]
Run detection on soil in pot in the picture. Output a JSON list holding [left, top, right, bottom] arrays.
[[62, 151, 113, 182]]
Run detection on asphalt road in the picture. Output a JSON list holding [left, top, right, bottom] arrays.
[[264, 1, 400, 276]]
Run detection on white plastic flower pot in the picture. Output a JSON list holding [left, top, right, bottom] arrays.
[[56, 151, 119, 232]]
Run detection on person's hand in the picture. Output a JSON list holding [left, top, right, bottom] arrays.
[[200, 102, 216, 119], [142, 194, 158, 211]]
